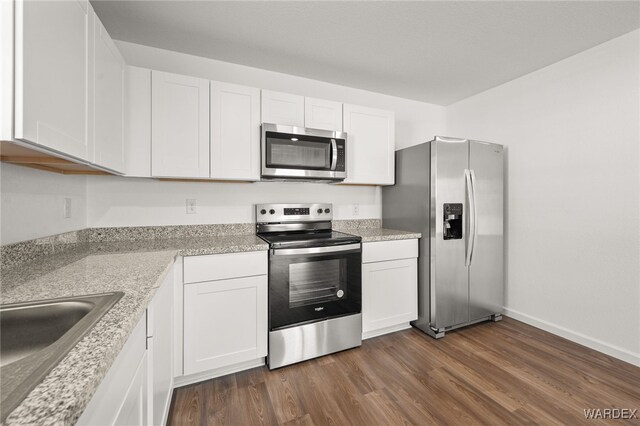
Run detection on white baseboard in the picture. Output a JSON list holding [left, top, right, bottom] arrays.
[[173, 358, 265, 388], [503, 307, 640, 367], [363, 322, 412, 340]]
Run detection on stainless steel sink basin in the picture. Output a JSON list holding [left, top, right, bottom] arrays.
[[0, 292, 123, 421]]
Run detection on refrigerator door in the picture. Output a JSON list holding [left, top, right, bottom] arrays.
[[468, 141, 504, 321], [431, 138, 469, 329]]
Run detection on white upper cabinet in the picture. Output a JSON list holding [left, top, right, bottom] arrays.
[[261, 90, 304, 127], [14, 0, 90, 160], [151, 71, 209, 178], [124, 66, 152, 177], [92, 10, 125, 173], [304, 97, 343, 131], [210, 82, 261, 181], [343, 104, 395, 185], [1, 0, 14, 141]]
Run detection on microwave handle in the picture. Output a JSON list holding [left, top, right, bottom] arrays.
[[330, 139, 338, 171]]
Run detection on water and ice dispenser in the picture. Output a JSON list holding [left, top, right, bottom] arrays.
[[443, 203, 463, 240]]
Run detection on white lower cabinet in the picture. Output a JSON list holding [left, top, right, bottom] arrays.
[[147, 269, 174, 426], [183, 274, 267, 375], [114, 352, 148, 426], [179, 251, 268, 380], [362, 239, 419, 339], [78, 267, 173, 426], [77, 313, 148, 426]]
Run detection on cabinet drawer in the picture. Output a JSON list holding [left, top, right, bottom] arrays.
[[362, 239, 418, 264], [183, 251, 267, 284]]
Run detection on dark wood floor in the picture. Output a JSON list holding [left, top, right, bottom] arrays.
[[167, 317, 640, 425]]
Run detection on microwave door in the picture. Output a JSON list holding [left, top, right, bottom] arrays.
[[267, 137, 331, 170], [261, 124, 347, 181], [330, 138, 337, 171]]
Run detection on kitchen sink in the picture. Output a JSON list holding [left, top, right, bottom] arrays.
[[0, 292, 123, 421]]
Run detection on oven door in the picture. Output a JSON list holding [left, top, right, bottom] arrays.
[[269, 243, 361, 330]]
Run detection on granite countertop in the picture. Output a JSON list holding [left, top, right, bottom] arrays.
[[339, 227, 422, 242], [0, 235, 268, 426], [0, 227, 417, 424]]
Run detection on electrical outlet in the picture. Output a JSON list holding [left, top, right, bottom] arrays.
[[186, 199, 197, 214], [353, 204, 360, 216], [63, 198, 72, 219]]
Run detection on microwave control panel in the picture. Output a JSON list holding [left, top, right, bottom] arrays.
[[335, 141, 346, 172]]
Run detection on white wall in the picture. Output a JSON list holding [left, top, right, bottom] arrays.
[[115, 41, 446, 150], [447, 30, 640, 365], [87, 177, 380, 227], [0, 163, 87, 245]]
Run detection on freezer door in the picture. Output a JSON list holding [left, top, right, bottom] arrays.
[[468, 141, 504, 321], [431, 138, 469, 329]]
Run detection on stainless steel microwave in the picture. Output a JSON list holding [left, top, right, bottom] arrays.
[[261, 123, 347, 182]]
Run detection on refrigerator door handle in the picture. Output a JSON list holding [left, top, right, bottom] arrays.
[[465, 169, 477, 267], [464, 169, 473, 266], [469, 169, 478, 265]]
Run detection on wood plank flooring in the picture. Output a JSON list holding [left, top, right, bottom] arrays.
[[167, 317, 640, 425]]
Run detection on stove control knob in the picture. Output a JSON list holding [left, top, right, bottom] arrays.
[[260, 209, 266, 215], [337, 290, 344, 298], [269, 209, 275, 215], [317, 209, 323, 214], [325, 208, 331, 213]]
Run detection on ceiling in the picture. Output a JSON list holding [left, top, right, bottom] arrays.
[[92, 1, 640, 106]]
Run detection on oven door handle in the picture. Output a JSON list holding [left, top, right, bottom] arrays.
[[330, 138, 338, 171], [272, 243, 361, 256]]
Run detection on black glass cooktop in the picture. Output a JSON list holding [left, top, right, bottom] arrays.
[[257, 230, 361, 249]]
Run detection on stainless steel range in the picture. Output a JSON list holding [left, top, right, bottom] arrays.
[[256, 203, 362, 369]]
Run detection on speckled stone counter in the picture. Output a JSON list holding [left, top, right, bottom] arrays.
[[339, 227, 421, 242], [0, 236, 268, 426], [0, 223, 414, 424]]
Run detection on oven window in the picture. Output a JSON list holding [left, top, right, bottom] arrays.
[[289, 259, 346, 308]]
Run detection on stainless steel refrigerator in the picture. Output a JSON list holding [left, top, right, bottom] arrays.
[[383, 136, 504, 338]]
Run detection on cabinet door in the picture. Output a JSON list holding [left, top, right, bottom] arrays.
[[148, 270, 173, 426], [92, 11, 124, 173], [183, 275, 267, 375], [151, 71, 209, 178], [261, 90, 304, 127], [14, 0, 89, 160], [114, 352, 148, 426], [124, 66, 152, 177], [362, 258, 417, 335], [210, 82, 260, 180], [343, 104, 395, 185], [77, 314, 147, 426], [305, 97, 342, 131]]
